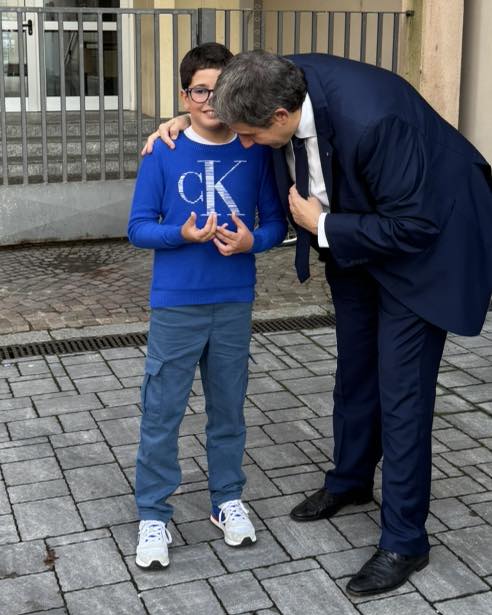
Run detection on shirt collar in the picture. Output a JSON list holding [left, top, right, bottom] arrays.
[[294, 93, 316, 139]]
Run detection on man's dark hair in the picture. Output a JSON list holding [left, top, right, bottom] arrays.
[[180, 43, 233, 90], [212, 50, 307, 127]]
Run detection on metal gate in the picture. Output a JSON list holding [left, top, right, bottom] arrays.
[[0, 7, 413, 186]]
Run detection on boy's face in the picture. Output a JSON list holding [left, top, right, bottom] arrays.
[[181, 68, 224, 135]]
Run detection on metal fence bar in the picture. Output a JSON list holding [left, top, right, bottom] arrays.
[[172, 12, 178, 117], [153, 12, 160, 128], [38, 12, 48, 183], [360, 11, 367, 62], [57, 11, 67, 181], [191, 9, 199, 47], [344, 12, 351, 58], [311, 11, 317, 53], [117, 12, 124, 179], [294, 11, 300, 54], [17, 12, 28, 183], [135, 13, 142, 161], [224, 9, 230, 49], [77, 12, 86, 181], [0, 13, 8, 185], [241, 10, 247, 52], [97, 13, 105, 180], [260, 9, 265, 49], [392, 12, 400, 72], [277, 11, 282, 55], [328, 11, 334, 54], [376, 12, 383, 67]]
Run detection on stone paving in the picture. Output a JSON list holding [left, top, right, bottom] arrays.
[[0, 241, 330, 338], [0, 239, 492, 614], [0, 306, 492, 614]]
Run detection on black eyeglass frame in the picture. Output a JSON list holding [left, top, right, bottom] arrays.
[[185, 86, 214, 103]]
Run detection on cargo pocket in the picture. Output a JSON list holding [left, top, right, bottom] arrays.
[[140, 355, 165, 414]]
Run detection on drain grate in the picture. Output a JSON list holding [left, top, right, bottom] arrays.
[[0, 313, 336, 361], [252, 313, 335, 334], [0, 333, 149, 361]]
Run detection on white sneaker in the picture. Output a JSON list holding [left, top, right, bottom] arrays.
[[136, 520, 172, 569], [210, 499, 257, 547]]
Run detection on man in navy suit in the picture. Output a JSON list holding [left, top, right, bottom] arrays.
[[209, 50, 492, 597], [144, 49, 492, 596]]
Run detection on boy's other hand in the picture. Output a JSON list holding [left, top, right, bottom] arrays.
[[181, 212, 218, 243], [214, 212, 254, 256], [141, 114, 191, 155]]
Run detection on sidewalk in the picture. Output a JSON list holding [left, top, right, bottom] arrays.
[[0, 240, 491, 615], [0, 241, 330, 342]]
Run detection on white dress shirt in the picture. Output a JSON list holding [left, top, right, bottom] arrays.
[[285, 93, 330, 247]]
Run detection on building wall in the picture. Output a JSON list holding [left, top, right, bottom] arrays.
[[0, 181, 135, 245], [460, 0, 492, 164], [418, 0, 463, 128]]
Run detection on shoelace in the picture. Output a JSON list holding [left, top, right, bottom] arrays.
[[139, 521, 172, 545], [218, 500, 249, 524]]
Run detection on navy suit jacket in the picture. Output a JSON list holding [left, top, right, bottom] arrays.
[[273, 54, 492, 336]]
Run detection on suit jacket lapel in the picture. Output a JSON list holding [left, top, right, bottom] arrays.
[[289, 57, 335, 207], [315, 126, 334, 207]]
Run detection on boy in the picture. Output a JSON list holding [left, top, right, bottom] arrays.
[[128, 43, 286, 569]]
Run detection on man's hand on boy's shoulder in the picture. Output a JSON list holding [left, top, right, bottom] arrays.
[[214, 213, 254, 256], [141, 114, 191, 155], [181, 212, 218, 243]]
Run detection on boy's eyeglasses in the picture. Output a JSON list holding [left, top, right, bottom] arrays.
[[185, 87, 214, 103]]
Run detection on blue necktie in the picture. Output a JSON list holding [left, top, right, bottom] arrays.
[[292, 136, 311, 282]]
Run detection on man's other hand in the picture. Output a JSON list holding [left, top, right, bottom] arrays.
[[141, 114, 192, 155], [288, 186, 322, 234], [214, 212, 254, 256]]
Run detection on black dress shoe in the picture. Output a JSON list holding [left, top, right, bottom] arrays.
[[346, 548, 429, 597], [290, 487, 373, 522]]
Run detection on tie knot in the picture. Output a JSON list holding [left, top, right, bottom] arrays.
[[291, 135, 305, 150]]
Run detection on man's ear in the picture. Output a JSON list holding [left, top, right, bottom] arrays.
[[272, 108, 291, 125]]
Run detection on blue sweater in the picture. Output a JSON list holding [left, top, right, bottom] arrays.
[[128, 135, 287, 307]]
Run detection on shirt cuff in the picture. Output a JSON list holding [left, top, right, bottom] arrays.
[[317, 213, 329, 248]]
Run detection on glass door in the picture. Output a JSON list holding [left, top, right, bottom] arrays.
[[43, 0, 118, 111], [43, 18, 118, 111], [1, 5, 40, 111], [1, 1, 119, 112]]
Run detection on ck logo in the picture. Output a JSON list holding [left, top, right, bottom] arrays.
[[178, 160, 246, 215]]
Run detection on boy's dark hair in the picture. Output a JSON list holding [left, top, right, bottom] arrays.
[[180, 43, 233, 90]]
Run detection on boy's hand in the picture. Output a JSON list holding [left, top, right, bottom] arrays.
[[214, 212, 254, 256], [181, 212, 217, 243], [141, 114, 191, 155]]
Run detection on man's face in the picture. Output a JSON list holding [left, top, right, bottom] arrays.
[[230, 109, 300, 149]]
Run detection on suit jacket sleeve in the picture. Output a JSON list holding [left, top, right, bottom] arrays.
[[324, 115, 448, 267]]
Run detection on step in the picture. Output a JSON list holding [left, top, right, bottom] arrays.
[[0, 111, 160, 139], [1, 136, 145, 159], [0, 154, 138, 183], [0, 170, 136, 185], [0, 119, 158, 140]]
